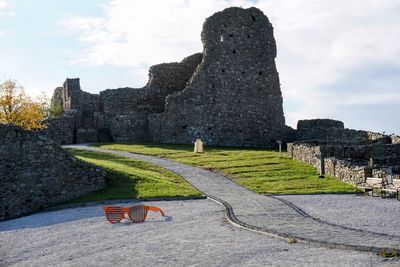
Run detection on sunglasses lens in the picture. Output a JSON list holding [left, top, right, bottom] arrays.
[[105, 207, 124, 223], [128, 206, 146, 223]]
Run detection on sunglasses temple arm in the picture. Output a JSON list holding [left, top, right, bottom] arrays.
[[147, 206, 165, 216]]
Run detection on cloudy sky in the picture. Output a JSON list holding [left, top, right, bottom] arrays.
[[0, 0, 399, 133]]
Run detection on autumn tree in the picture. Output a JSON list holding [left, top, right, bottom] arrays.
[[0, 79, 46, 130]]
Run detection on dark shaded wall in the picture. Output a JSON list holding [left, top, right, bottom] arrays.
[[0, 124, 106, 221]]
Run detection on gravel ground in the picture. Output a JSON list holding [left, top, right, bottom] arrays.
[[1, 199, 398, 267], [277, 194, 400, 237]]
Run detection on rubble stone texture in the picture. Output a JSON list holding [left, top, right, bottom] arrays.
[[288, 119, 400, 186], [46, 53, 202, 144], [151, 7, 288, 147], [296, 119, 391, 144], [0, 124, 106, 221]]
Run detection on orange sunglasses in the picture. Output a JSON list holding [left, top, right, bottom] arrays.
[[103, 205, 165, 224]]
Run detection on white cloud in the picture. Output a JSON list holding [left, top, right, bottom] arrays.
[[61, 0, 400, 133], [0, 0, 7, 9], [0, 0, 16, 16]]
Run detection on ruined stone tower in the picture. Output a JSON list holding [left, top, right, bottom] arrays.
[[47, 7, 290, 147], [150, 7, 287, 147]]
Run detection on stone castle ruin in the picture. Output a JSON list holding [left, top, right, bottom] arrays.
[[1, 7, 399, 221], [46, 7, 291, 148], [43, 6, 398, 187]]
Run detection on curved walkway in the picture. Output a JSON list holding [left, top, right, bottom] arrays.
[[67, 145, 400, 253]]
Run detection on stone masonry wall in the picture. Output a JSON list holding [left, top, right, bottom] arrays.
[[150, 7, 289, 147], [47, 54, 202, 143], [0, 124, 106, 221], [296, 119, 391, 144], [287, 142, 369, 186], [288, 141, 400, 186], [41, 111, 76, 145], [100, 53, 202, 141]]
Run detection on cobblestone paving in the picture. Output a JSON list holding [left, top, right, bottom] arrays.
[[68, 146, 400, 253]]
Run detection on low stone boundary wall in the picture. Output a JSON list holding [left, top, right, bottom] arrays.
[[287, 142, 371, 186]]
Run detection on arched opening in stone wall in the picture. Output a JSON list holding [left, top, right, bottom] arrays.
[[251, 15, 256, 21], [97, 128, 114, 142]]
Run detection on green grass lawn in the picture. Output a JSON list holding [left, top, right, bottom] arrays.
[[67, 149, 201, 203], [91, 143, 359, 194]]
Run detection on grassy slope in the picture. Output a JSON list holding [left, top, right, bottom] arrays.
[[67, 149, 201, 203], [91, 143, 359, 194]]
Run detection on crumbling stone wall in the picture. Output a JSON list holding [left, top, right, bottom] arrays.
[[150, 7, 288, 147], [296, 119, 390, 144], [288, 141, 400, 186], [47, 78, 104, 144], [0, 124, 106, 221], [46, 54, 202, 143], [41, 111, 76, 145], [50, 87, 63, 109], [100, 53, 202, 141], [287, 142, 370, 186]]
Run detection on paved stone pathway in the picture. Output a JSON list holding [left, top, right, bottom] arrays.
[[67, 145, 400, 253]]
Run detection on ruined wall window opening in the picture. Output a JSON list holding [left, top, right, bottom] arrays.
[[232, 50, 236, 54], [247, 34, 251, 38], [251, 15, 256, 21], [259, 71, 263, 75], [229, 33, 233, 37]]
